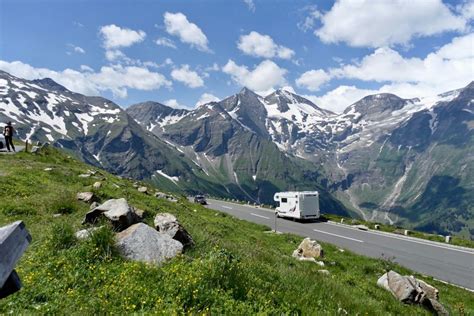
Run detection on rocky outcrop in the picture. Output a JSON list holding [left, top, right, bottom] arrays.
[[377, 271, 448, 315], [83, 198, 138, 230], [154, 213, 194, 248], [115, 223, 183, 265]]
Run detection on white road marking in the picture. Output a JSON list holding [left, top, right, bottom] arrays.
[[221, 205, 233, 209], [313, 229, 364, 243], [324, 222, 474, 254], [251, 213, 270, 219]]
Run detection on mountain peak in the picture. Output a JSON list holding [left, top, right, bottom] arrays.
[[32, 77, 68, 92]]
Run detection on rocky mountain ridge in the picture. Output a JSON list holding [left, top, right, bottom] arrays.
[[127, 82, 473, 238]]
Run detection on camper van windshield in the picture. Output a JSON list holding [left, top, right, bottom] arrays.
[[281, 198, 287, 203]]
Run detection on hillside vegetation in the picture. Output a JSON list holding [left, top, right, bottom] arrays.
[[0, 148, 472, 314]]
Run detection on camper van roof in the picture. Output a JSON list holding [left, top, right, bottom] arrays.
[[276, 191, 318, 194]]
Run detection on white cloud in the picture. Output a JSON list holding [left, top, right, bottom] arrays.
[[196, 93, 220, 107], [332, 33, 474, 91], [164, 99, 187, 109], [155, 37, 176, 49], [80, 65, 94, 72], [315, 0, 468, 47], [164, 12, 211, 52], [458, 0, 474, 20], [243, 0, 255, 12], [302, 32, 474, 113], [237, 31, 295, 60], [295, 69, 331, 91], [0, 60, 171, 99], [99, 24, 146, 49], [304, 85, 379, 113], [74, 46, 85, 54], [171, 65, 204, 88], [67, 44, 85, 55], [105, 49, 127, 62], [297, 5, 322, 32], [222, 59, 287, 91]]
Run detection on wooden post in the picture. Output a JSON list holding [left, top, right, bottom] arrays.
[[25, 140, 28, 153]]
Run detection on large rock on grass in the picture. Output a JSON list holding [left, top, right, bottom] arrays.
[[377, 270, 447, 315], [154, 213, 194, 248], [116, 223, 183, 265], [83, 198, 137, 230], [292, 237, 324, 260]]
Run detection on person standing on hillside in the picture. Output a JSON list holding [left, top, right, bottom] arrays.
[[3, 122, 15, 152]]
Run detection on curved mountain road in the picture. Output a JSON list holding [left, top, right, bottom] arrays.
[[204, 199, 474, 291]]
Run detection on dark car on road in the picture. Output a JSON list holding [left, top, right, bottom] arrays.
[[194, 195, 207, 205]]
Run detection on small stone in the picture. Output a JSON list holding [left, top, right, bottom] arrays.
[[374, 224, 380, 230], [75, 227, 103, 240], [137, 186, 148, 194], [134, 208, 146, 221], [93, 181, 102, 189], [154, 213, 194, 248], [338, 248, 345, 253], [76, 192, 95, 203], [318, 269, 330, 275], [78, 174, 91, 178], [52, 213, 62, 218], [44, 168, 53, 171]]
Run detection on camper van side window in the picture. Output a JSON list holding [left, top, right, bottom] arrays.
[[281, 198, 287, 203]]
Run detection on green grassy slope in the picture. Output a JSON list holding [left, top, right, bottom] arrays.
[[0, 148, 472, 314]]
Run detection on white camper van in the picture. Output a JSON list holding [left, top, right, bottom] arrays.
[[274, 191, 320, 220]]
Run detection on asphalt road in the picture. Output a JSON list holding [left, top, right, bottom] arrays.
[[204, 198, 474, 291]]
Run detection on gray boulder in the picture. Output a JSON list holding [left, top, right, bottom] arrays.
[[83, 198, 137, 230], [116, 223, 183, 265], [377, 271, 448, 315], [0, 221, 31, 298], [377, 270, 418, 303], [154, 213, 194, 248], [292, 237, 324, 260]]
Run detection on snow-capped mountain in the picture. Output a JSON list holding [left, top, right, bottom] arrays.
[[0, 71, 123, 142], [1, 69, 471, 237], [127, 82, 474, 238], [0, 70, 209, 185]]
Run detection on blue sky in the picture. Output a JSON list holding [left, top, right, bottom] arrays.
[[0, 0, 473, 112]]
